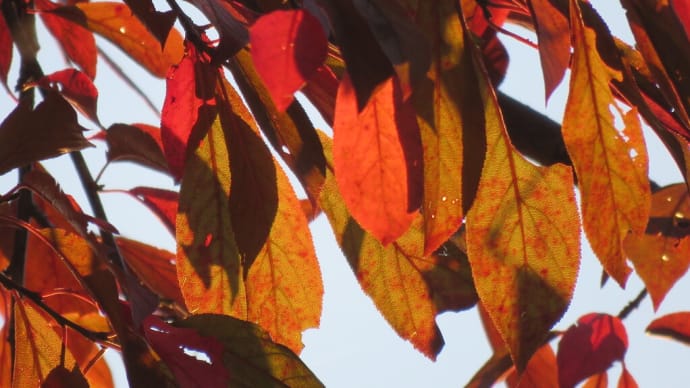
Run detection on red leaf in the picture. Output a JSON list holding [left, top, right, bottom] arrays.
[[250, 9, 327, 111], [128, 187, 178, 235], [647, 311, 690, 345], [143, 316, 230, 388], [333, 74, 423, 245], [34, 69, 99, 123], [673, 0, 690, 38], [37, 0, 97, 79], [557, 313, 628, 388], [0, 12, 12, 89], [186, 0, 250, 60], [160, 41, 218, 181], [618, 367, 638, 388], [105, 123, 169, 174], [301, 64, 338, 125], [529, 0, 570, 101]]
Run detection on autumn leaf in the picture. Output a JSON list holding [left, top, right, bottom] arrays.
[[42, 365, 89, 388], [0, 91, 91, 175], [143, 316, 230, 388], [334, 74, 423, 245], [557, 313, 628, 388], [563, 0, 650, 286], [624, 183, 690, 309], [161, 42, 218, 181], [321, 133, 475, 359], [13, 299, 80, 387], [465, 24, 579, 372], [647, 311, 690, 345], [177, 314, 324, 387], [0, 287, 11, 388], [185, 0, 249, 60], [121, 0, 176, 46], [105, 123, 169, 175], [64, 328, 113, 388], [583, 373, 608, 388], [36, 0, 97, 79], [0, 12, 11, 89], [527, 0, 570, 101], [32, 69, 99, 123], [506, 344, 558, 388], [673, 0, 690, 38], [127, 187, 178, 235], [176, 109, 246, 317], [250, 9, 327, 111], [404, 0, 485, 255], [618, 367, 638, 388], [47, 1, 184, 77]]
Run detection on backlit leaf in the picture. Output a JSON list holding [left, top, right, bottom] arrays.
[[647, 311, 690, 345], [618, 367, 638, 388], [178, 314, 324, 387], [320, 134, 475, 359], [506, 344, 558, 388], [0, 91, 91, 175], [301, 64, 339, 125], [161, 42, 218, 181], [37, 0, 97, 79], [128, 187, 178, 235], [624, 183, 690, 309], [33, 69, 99, 123], [105, 123, 169, 174], [176, 110, 246, 317], [64, 329, 113, 388], [143, 316, 230, 388], [334, 74, 423, 245], [673, 0, 690, 38], [42, 366, 89, 388], [13, 299, 79, 387], [465, 28, 579, 372], [557, 313, 628, 388], [216, 79, 278, 271], [0, 13, 13, 88], [48, 2, 184, 77], [186, 0, 249, 60], [528, 0, 570, 100], [250, 9, 327, 111], [117, 237, 185, 306], [583, 373, 608, 388], [563, 0, 650, 286], [0, 287, 11, 388], [121, 0, 176, 46], [405, 0, 485, 255]]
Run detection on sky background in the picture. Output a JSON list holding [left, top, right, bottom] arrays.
[[1, 1, 690, 387]]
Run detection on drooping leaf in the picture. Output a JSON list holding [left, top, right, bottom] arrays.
[[36, 0, 97, 79], [160, 41, 218, 181], [301, 64, 339, 125], [33, 69, 99, 123], [624, 183, 690, 309], [333, 74, 423, 245], [506, 344, 558, 388], [403, 0, 485, 255], [563, 0, 650, 286], [177, 314, 324, 387], [216, 78, 278, 272], [556, 313, 628, 388], [13, 299, 79, 387], [105, 123, 169, 174], [527, 0, 570, 101], [0, 13, 13, 88], [647, 311, 690, 345], [185, 0, 250, 60], [321, 133, 475, 359], [47, 1, 184, 77], [465, 26, 579, 372], [583, 373, 608, 388], [176, 110, 246, 317], [128, 187, 178, 235], [0, 91, 91, 175], [245, 162, 322, 354], [618, 367, 638, 388], [250, 9, 328, 111], [117, 237, 185, 306], [121, 0, 176, 46], [143, 316, 230, 388]]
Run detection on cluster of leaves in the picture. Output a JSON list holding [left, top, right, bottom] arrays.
[[0, 0, 690, 386]]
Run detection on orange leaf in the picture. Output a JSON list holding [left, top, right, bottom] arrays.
[[528, 0, 570, 101], [13, 299, 79, 387], [647, 311, 690, 345], [64, 329, 113, 388], [250, 9, 327, 111], [406, 0, 485, 255], [624, 183, 690, 309], [49, 2, 184, 77], [117, 237, 185, 306], [0, 288, 11, 388], [128, 187, 178, 235], [618, 367, 638, 388], [320, 134, 475, 359], [557, 313, 628, 388], [506, 344, 558, 388], [333, 74, 423, 245], [105, 123, 169, 175], [563, 0, 650, 286], [176, 107, 246, 317], [37, 0, 97, 79], [465, 31, 579, 372], [583, 373, 608, 388]]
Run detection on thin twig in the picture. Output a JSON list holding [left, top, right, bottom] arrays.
[[618, 288, 648, 320]]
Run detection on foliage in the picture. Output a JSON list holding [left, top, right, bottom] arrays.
[[0, 0, 689, 386]]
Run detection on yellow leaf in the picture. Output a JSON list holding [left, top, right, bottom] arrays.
[[465, 23, 580, 371], [563, 0, 650, 286]]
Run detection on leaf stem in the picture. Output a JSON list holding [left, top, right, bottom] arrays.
[[618, 288, 648, 320]]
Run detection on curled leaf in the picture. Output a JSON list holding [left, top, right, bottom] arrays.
[[647, 311, 690, 346]]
